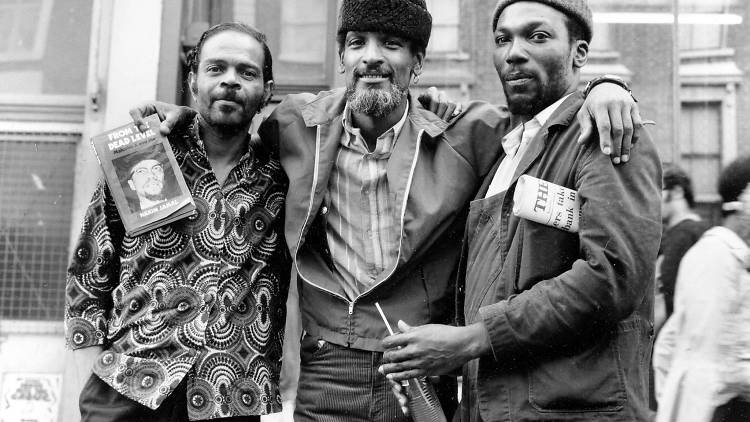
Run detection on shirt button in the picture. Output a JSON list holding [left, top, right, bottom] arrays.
[[191, 394, 205, 407], [141, 375, 154, 388], [321, 206, 328, 215], [242, 393, 253, 405], [203, 293, 214, 303]]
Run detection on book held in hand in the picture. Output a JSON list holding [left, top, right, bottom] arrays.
[[90, 114, 196, 236], [512, 175, 581, 233]]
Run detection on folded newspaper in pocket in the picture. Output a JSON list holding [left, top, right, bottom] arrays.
[[512, 175, 581, 233]]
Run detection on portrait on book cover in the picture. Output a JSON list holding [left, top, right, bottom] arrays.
[[113, 145, 181, 213]]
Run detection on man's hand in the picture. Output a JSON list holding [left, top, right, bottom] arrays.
[[378, 321, 490, 382], [577, 83, 642, 164], [387, 377, 411, 417], [129, 101, 196, 135], [417, 87, 463, 121]]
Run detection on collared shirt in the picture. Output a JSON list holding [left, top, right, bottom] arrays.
[[653, 226, 750, 422], [485, 93, 572, 198], [64, 116, 290, 420], [325, 102, 409, 300]]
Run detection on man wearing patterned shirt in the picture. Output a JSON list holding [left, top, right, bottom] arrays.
[[65, 23, 289, 421]]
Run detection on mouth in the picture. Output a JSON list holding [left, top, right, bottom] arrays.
[[355, 71, 392, 84], [503, 72, 536, 88]]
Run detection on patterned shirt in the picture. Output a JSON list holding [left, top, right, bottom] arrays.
[[324, 104, 408, 300], [64, 116, 290, 420]]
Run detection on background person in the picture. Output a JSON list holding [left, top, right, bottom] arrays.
[[653, 155, 750, 422]]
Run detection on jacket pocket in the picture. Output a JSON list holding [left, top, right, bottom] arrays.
[[299, 332, 329, 364], [527, 318, 642, 413]]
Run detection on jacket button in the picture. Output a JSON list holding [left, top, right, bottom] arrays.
[[203, 293, 213, 303], [129, 299, 141, 312], [321, 206, 328, 215], [177, 301, 190, 312]]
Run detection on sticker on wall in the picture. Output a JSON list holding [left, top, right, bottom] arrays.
[[0, 373, 61, 422]]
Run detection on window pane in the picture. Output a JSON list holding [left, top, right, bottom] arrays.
[[0, 0, 91, 95], [0, 137, 77, 321]]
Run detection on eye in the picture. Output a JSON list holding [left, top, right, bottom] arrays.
[[384, 38, 404, 49], [529, 31, 550, 42], [205, 64, 222, 73], [495, 34, 510, 46], [347, 37, 364, 48], [240, 69, 258, 79]]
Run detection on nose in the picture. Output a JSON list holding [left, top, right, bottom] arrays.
[[220, 67, 241, 89], [505, 39, 528, 64], [362, 40, 384, 66]]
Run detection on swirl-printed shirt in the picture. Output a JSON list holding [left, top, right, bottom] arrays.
[[64, 116, 290, 420]]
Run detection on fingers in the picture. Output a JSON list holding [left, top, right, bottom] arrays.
[[388, 379, 410, 416], [418, 87, 441, 114], [379, 359, 426, 381], [397, 320, 412, 332], [607, 106, 624, 164], [435, 92, 448, 119], [630, 103, 643, 148], [620, 106, 634, 163], [160, 110, 180, 136], [443, 103, 457, 120], [593, 107, 613, 158], [129, 104, 155, 132]]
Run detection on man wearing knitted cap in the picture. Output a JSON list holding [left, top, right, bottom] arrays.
[[380, 1, 662, 421], [132, 0, 645, 420]]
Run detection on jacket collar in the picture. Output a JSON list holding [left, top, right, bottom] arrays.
[[507, 92, 583, 187], [298, 87, 448, 138]]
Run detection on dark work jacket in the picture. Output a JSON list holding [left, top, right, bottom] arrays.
[[259, 88, 509, 351], [460, 93, 662, 422]]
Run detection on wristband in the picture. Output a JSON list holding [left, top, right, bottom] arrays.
[[583, 74, 634, 100]]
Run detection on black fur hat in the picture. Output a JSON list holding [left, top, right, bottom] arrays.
[[337, 0, 432, 51]]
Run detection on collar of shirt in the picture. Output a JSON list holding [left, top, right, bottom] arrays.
[[501, 93, 573, 158], [706, 226, 750, 269], [186, 115, 254, 165], [341, 100, 410, 159]]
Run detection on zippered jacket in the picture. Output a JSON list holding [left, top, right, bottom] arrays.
[[259, 88, 509, 351]]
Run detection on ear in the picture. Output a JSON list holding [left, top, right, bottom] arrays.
[[262, 79, 274, 108], [188, 71, 198, 100], [671, 185, 685, 200], [413, 50, 425, 75], [572, 40, 589, 69]]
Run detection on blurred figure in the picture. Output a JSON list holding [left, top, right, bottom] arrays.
[[653, 155, 750, 422], [657, 164, 710, 323]]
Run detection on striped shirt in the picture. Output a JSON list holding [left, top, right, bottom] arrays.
[[325, 103, 409, 300]]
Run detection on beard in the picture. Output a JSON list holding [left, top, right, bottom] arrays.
[[345, 80, 409, 119]]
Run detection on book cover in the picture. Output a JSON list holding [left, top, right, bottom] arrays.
[[90, 114, 195, 236]]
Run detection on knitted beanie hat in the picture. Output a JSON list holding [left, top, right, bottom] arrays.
[[337, 0, 432, 50], [491, 0, 593, 42]]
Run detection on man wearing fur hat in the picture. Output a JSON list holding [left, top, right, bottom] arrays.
[[133, 1, 643, 420], [380, 1, 662, 421]]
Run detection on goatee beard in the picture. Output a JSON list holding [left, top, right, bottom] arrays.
[[346, 81, 408, 118]]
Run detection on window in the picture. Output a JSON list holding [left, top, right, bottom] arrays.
[[680, 102, 722, 201], [0, 0, 52, 62], [0, 132, 78, 321], [426, 0, 460, 54]]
